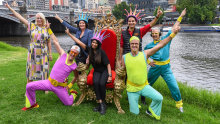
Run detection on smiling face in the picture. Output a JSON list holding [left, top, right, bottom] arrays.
[[127, 17, 137, 28], [151, 29, 161, 41], [130, 39, 139, 53], [35, 13, 45, 27], [78, 20, 86, 30], [91, 40, 99, 49], [68, 49, 79, 61]]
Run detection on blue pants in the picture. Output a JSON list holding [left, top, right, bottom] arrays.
[[127, 85, 163, 116], [148, 64, 182, 101]]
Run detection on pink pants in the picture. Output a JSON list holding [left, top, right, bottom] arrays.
[[26, 80, 74, 106]]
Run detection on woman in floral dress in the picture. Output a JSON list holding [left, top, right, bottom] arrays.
[[5, 3, 53, 86]]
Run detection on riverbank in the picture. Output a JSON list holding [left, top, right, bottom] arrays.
[[0, 42, 219, 123], [131, 24, 220, 32]]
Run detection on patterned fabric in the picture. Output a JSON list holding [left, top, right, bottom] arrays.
[[26, 22, 53, 80]]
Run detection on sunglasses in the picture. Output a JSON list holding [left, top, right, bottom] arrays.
[[69, 50, 78, 57]]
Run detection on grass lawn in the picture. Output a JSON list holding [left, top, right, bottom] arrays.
[[0, 42, 220, 124]]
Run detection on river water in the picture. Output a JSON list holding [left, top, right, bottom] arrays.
[[0, 32, 219, 92]]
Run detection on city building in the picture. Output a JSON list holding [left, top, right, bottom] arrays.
[[85, 0, 98, 10], [115, 0, 121, 5], [128, 0, 169, 12], [49, 0, 69, 11]]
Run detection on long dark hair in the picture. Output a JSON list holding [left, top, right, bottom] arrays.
[[89, 40, 102, 64]]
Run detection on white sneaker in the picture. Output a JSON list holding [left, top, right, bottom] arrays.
[[179, 107, 184, 113]]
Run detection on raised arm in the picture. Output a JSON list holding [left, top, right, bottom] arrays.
[[50, 34, 65, 56], [144, 26, 180, 58], [173, 8, 186, 29], [5, 3, 28, 27], [55, 14, 64, 23], [55, 14, 77, 33], [149, 6, 163, 27], [65, 28, 86, 50]]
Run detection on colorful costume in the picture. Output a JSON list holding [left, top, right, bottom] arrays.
[[144, 30, 183, 108], [24, 53, 77, 109], [124, 52, 163, 120], [121, 25, 151, 54], [26, 22, 53, 80], [121, 5, 151, 104], [61, 14, 93, 64]]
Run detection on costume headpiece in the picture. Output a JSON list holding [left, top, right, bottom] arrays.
[[78, 12, 90, 23], [129, 36, 140, 43], [91, 29, 110, 44], [124, 4, 146, 21]]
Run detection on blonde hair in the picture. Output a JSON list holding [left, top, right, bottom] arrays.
[[35, 13, 46, 26]]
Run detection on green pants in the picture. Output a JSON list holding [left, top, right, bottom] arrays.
[[127, 85, 163, 116]]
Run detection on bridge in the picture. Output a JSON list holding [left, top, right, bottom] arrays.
[[0, 5, 102, 36]]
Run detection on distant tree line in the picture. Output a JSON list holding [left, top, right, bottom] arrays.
[[176, 0, 218, 24]]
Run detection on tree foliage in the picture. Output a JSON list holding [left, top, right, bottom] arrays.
[[112, 2, 134, 20], [176, 0, 218, 24]]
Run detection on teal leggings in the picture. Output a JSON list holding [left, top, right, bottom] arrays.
[[148, 64, 182, 101], [127, 85, 163, 116]]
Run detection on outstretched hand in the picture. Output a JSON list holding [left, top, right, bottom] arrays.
[[55, 14, 60, 20], [180, 8, 186, 17], [45, 20, 51, 29], [156, 6, 163, 17], [65, 27, 70, 34], [4, 2, 10, 9]]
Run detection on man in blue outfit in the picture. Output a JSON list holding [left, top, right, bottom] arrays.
[[144, 9, 186, 112]]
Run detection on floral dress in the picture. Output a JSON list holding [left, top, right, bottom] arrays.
[[26, 22, 53, 80]]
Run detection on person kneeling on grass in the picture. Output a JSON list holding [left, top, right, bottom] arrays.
[[22, 33, 79, 111], [121, 25, 181, 120]]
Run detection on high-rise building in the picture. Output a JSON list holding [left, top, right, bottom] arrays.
[[26, 0, 49, 10]]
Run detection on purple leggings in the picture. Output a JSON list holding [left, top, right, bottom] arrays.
[[26, 80, 74, 106]]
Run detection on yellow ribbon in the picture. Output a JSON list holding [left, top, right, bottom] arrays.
[[153, 59, 170, 65], [49, 77, 67, 87], [127, 80, 149, 87], [154, 40, 161, 44]]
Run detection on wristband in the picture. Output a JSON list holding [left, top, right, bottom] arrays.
[[68, 83, 73, 89], [170, 33, 176, 38], [156, 15, 159, 19], [177, 17, 182, 22], [108, 74, 112, 77]]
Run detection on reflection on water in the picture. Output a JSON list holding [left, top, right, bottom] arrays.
[[143, 32, 220, 92], [0, 32, 219, 92]]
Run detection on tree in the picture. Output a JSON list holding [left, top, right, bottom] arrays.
[[112, 2, 134, 20], [176, 0, 218, 24]]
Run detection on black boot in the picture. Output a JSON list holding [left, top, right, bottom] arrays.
[[93, 103, 101, 112], [141, 96, 146, 105], [99, 102, 106, 115]]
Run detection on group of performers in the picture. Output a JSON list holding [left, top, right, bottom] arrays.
[[5, 2, 186, 120]]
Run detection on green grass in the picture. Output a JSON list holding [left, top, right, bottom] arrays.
[[0, 42, 220, 124]]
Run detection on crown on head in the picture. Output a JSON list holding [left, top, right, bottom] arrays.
[[91, 29, 110, 44], [78, 12, 90, 23], [124, 4, 146, 21]]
